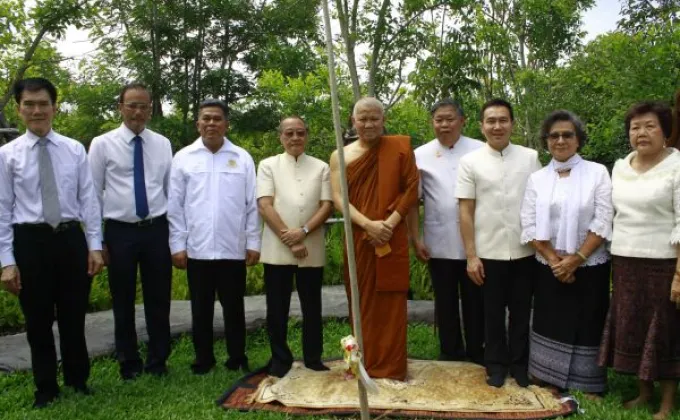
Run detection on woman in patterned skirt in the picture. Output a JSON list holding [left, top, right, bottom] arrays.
[[520, 110, 613, 397], [598, 101, 680, 420]]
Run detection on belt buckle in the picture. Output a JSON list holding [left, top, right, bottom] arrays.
[[137, 218, 154, 227], [53, 222, 69, 233]]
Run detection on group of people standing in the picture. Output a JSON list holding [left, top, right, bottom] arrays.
[[406, 97, 680, 420], [1, 76, 679, 420]]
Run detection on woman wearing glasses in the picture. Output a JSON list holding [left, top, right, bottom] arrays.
[[599, 101, 680, 420], [520, 110, 613, 397]]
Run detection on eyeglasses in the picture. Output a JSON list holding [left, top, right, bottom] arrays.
[[121, 103, 150, 111], [547, 131, 576, 141]]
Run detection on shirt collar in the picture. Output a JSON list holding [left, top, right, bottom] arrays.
[[436, 136, 465, 151], [120, 123, 147, 143], [485, 142, 512, 157], [191, 137, 234, 154], [283, 151, 306, 163], [27, 129, 58, 148]]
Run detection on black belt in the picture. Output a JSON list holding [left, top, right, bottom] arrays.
[[14, 220, 80, 233], [105, 214, 167, 228]]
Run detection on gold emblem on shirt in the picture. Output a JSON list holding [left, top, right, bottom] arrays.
[[435, 150, 442, 158], [227, 159, 237, 168]]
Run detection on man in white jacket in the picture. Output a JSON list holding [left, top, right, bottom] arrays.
[[167, 99, 260, 374]]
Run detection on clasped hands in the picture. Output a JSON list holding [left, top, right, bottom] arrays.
[[280, 228, 308, 259], [363, 220, 394, 247], [549, 254, 580, 283]]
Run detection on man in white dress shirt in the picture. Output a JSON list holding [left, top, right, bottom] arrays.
[[168, 99, 260, 374], [0, 78, 104, 408], [456, 98, 542, 388], [89, 83, 173, 380], [406, 99, 485, 365], [257, 116, 333, 377]]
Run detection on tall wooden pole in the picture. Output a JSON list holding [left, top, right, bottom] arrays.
[[320, 0, 370, 418]]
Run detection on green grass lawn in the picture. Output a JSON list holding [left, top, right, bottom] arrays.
[[1, 320, 679, 419]]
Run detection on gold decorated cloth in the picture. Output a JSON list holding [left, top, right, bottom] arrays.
[[249, 360, 564, 413]]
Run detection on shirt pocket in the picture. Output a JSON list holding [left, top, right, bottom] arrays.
[[58, 164, 79, 194], [186, 163, 210, 196], [216, 165, 246, 198]]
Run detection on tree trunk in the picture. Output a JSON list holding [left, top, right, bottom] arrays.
[[367, 0, 391, 98], [334, 0, 361, 100], [150, 0, 163, 117], [191, 25, 205, 124]]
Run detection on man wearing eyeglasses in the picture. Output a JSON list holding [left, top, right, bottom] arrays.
[[88, 82, 174, 381]]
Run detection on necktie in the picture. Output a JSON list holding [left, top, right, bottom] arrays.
[[38, 138, 62, 228], [133, 136, 149, 219]]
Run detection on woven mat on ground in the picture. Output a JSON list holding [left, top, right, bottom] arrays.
[[218, 359, 576, 419]]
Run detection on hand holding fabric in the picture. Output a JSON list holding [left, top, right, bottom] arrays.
[[364, 220, 392, 245]]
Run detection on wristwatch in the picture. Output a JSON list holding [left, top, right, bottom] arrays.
[[302, 225, 309, 235]]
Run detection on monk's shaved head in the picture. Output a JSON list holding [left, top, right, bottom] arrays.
[[353, 97, 384, 117]]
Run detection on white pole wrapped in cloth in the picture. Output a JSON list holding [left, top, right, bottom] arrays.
[[319, 0, 371, 418]]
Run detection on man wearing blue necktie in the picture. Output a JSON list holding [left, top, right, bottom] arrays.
[[0, 78, 104, 408], [88, 83, 174, 381]]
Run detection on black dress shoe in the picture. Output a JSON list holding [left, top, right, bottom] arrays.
[[512, 370, 530, 388], [486, 373, 506, 388], [306, 362, 330, 372], [33, 391, 59, 409], [120, 370, 142, 381], [190, 362, 215, 375], [225, 359, 250, 372], [145, 365, 169, 377], [269, 365, 291, 378], [72, 384, 93, 396]]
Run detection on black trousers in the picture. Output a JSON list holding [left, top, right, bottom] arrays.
[[264, 264, 324, 375], [481, 256, 535, 376], [186, 258, 247, 367], [14, 223, 91, 397], [104, 216, 172, 374], [429, 258, 485, 364]]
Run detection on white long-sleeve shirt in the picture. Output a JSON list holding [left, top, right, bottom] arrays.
[[0, 130, 102, 267], [167, 138, 261, 260], [88, 124, 172, 222]]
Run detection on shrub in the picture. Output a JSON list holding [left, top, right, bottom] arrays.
[[0, 228, 434, 332]]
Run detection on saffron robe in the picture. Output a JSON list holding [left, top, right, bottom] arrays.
[[343, 135, 420, 380]]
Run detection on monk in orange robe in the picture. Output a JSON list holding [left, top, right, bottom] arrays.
[[330, 97, 419, 380]]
